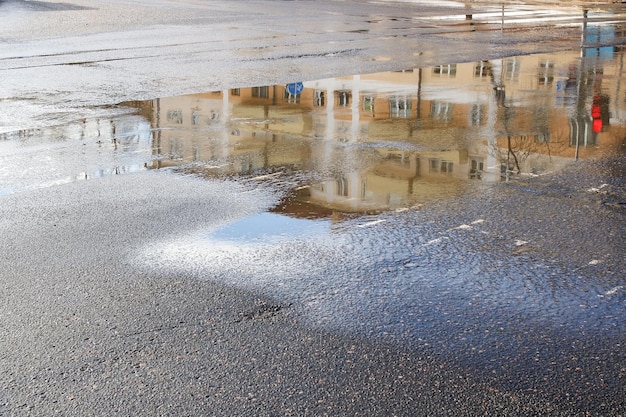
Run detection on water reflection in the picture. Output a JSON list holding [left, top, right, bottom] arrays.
[[119, 48, 625, 214], [0, 115, 152, 195], [2, 48, 625, 208]]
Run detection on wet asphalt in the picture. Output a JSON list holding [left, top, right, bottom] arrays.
[[1, 0, 626, 416], [2, 160, 623, 416]]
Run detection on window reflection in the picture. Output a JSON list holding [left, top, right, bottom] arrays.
[[504, 58, 520, 81], [433, 64, 457, 77], [337, 91, 350, 107], [166, 110, 182, 124], [252, 86, 269, 98], [363, 96, 375, 115], [538, 60, 555, 85], [469, 158, 484, 180], [474, 61, 492, 78], [314, 90, 325, 107], [431, 102, 453, 122], [389, 96, 411, 118]]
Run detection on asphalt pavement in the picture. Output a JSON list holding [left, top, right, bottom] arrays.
[[1, 0, 625, 416]]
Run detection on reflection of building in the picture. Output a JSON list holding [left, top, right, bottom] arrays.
[[492, 50, 625, 168], [128, 45, 626, 212]]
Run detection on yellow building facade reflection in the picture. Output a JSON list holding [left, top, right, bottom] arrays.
[[133, 48, 626, 213]]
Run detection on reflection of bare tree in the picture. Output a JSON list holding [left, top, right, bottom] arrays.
[[490, 61, 568, 177], [493, 101, 524, 176], [489, 126, 574, 177], [505, 135, 521, 174], [489, 90, 580, 176]]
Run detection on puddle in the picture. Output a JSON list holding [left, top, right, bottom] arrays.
[[0, 114, 152, 195], [2, 48, 625, 209], [3, 45, 625, 215], [119, 48, 625, 215]]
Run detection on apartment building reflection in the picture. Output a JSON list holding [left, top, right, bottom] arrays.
[[134, 46, 626, 213]]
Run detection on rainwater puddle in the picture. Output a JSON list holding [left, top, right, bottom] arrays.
[[115, 47, 625, 218], [3, 48, 625, 205]]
